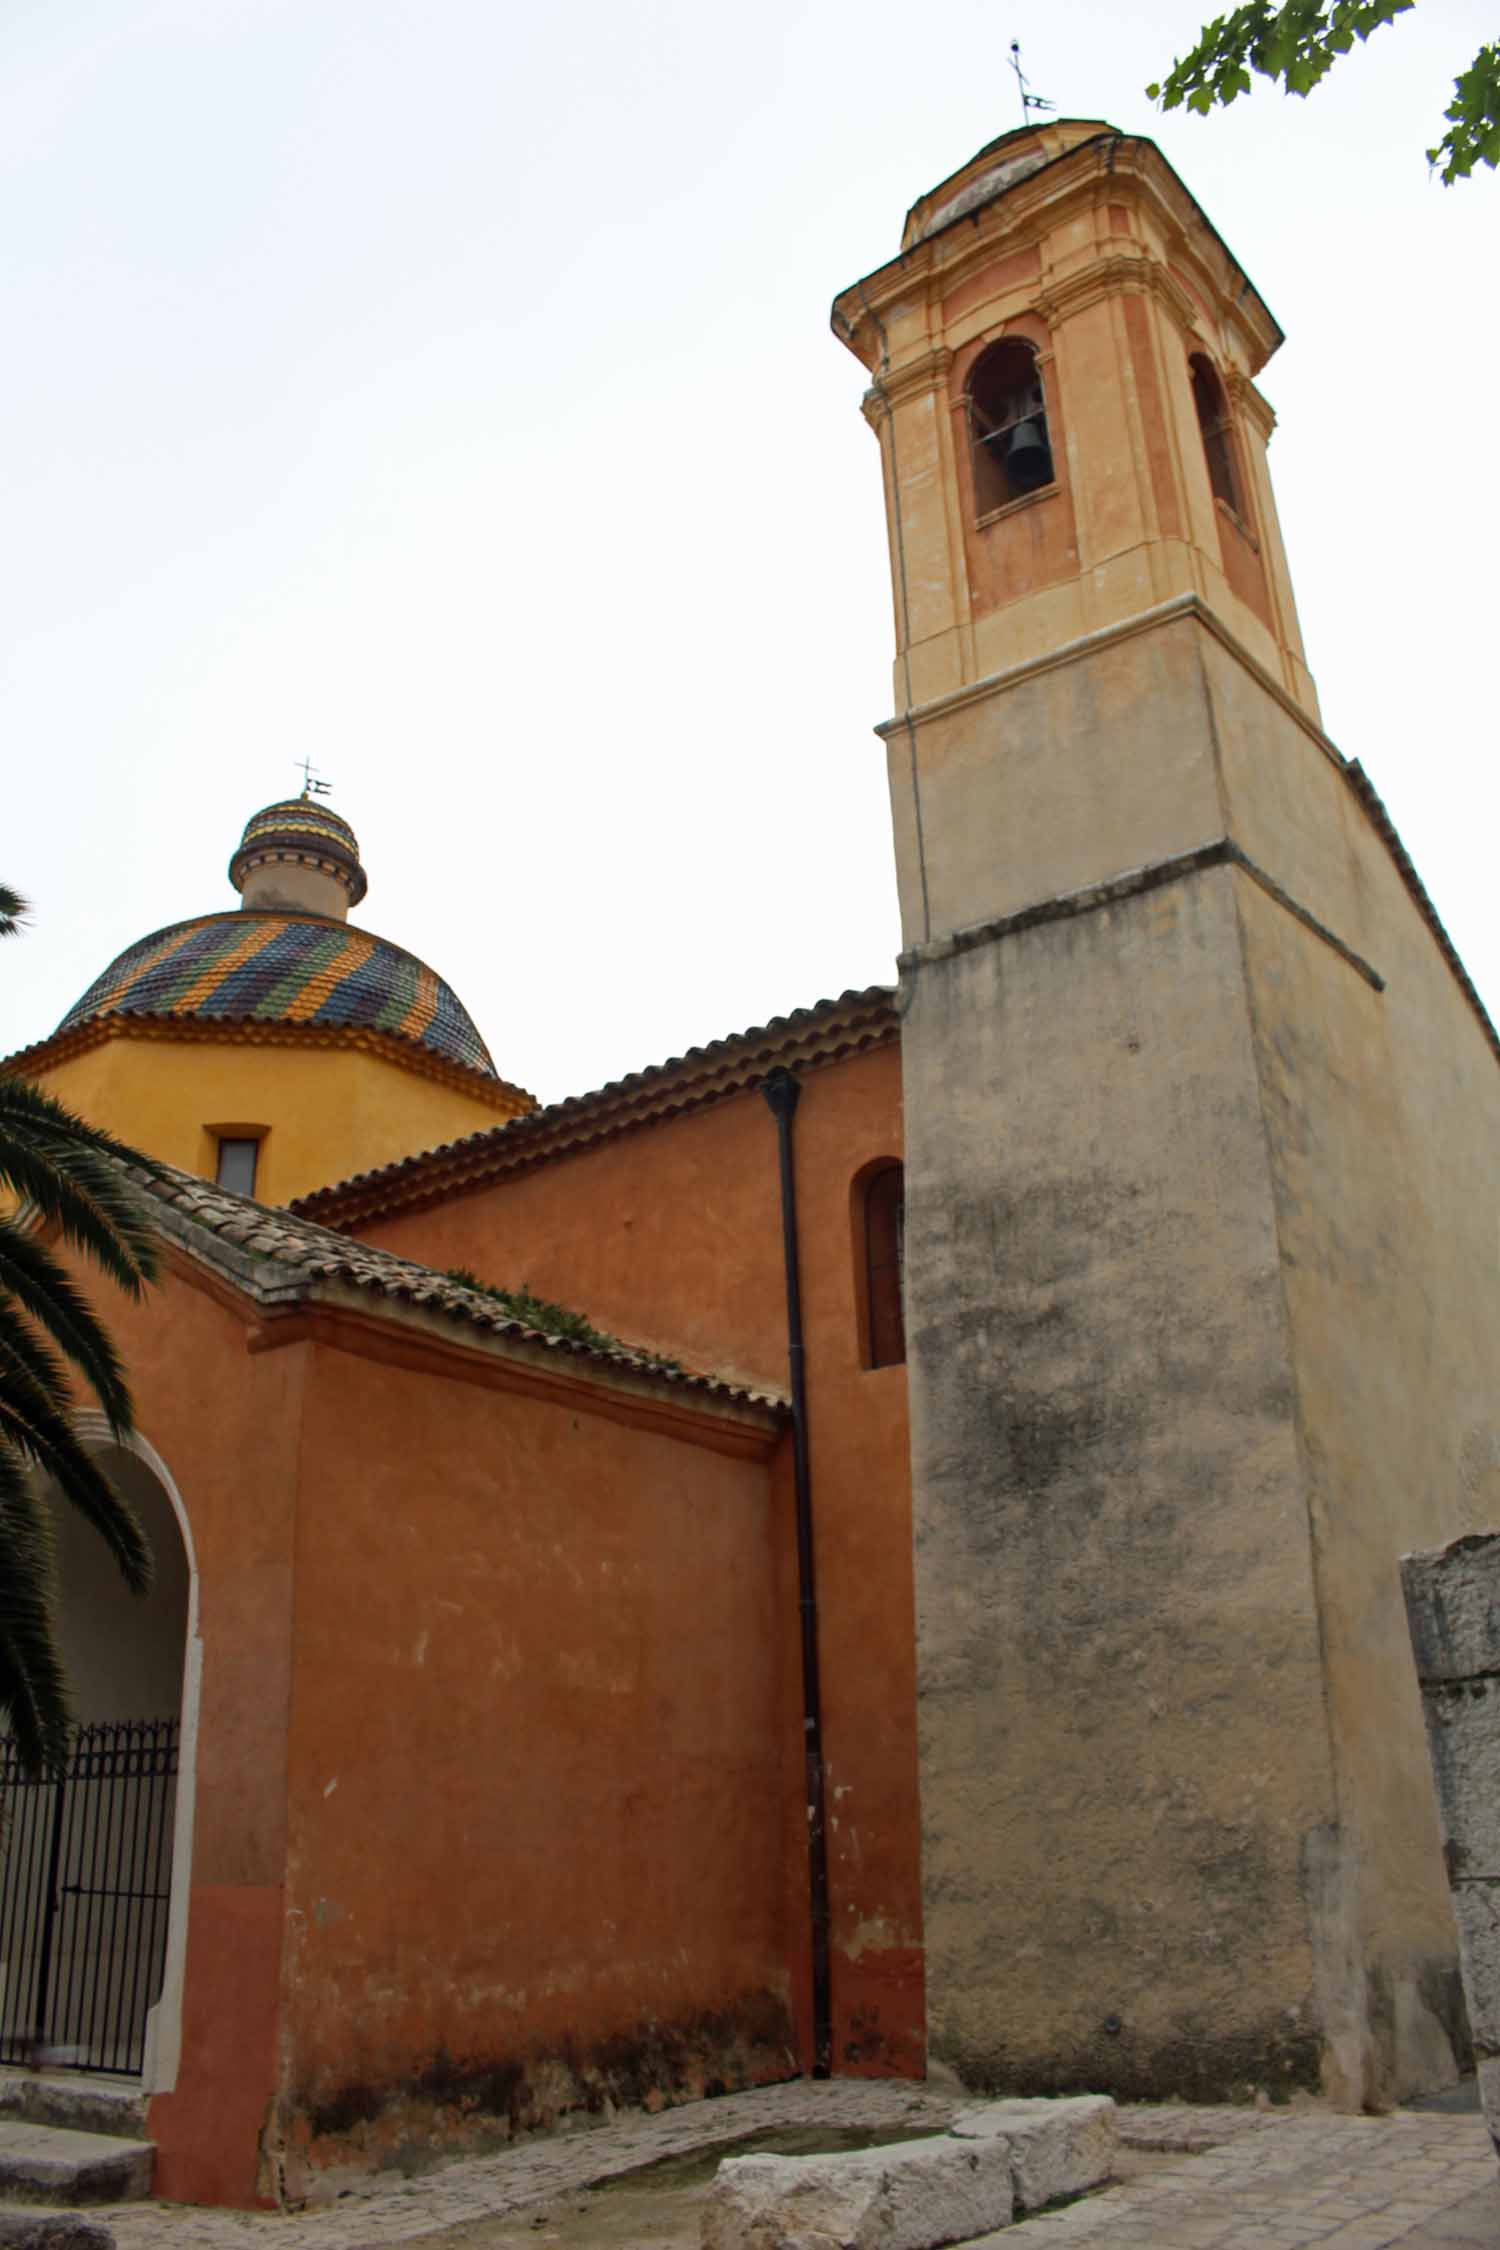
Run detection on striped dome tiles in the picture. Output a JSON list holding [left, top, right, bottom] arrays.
[[57, 913, 498, 1080]]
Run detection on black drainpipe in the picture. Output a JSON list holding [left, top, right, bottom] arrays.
[[761, 1065, 833, 2079]]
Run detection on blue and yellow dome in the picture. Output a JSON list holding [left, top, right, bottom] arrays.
[[57, 912, 498, 1079], [50, 795, 502, 1082]]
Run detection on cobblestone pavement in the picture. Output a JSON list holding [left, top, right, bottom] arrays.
[[997, 2106, 1499, 2247], [98, 2084, 1497, 2249]]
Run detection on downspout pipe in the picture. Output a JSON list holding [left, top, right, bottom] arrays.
[[762, 1065, 833, 2079]]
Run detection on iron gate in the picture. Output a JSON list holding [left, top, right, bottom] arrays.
[[0, 1719, 178, 2076]]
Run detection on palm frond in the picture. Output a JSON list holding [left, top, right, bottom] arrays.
[[0, 1083, 158, 1296], [0, 1220, 137, 1430], [0, 1330, 151, 1595], [0, 1291, 71, 1406], [0, 1446, 72, 1777], [0, 930, 163, 1770]]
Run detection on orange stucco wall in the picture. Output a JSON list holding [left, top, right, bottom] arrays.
[[61, 1244, 803, 2203], [82, 1264, 303, 2207], [270, 1333, 796, 2193], [361, 1041, 925, 2078]]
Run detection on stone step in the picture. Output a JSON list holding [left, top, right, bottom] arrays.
[[0, 2125, 151, 2207], [0, 2210, 114, 2248], [0, 2084, 146, 2144]]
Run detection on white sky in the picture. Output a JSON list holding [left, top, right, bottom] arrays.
[[4, 0, 1496, 1104]]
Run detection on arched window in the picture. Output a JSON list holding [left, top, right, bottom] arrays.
[[861, 1162, 906, 1370], [967, 339, 1054, 516], [1190, 354, 1242, 517]]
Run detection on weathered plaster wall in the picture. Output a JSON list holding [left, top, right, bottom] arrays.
[[1206, 632, 1500, 2102], [269, 1338, 791, 2196], [364, 1043, 926, 2078], [902, 862, 1338, 2100], [883, 608, 1223, 951]]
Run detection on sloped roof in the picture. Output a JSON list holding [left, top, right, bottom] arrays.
[[137, 1161, 784, 1417], [292, 983, 901, 1230]]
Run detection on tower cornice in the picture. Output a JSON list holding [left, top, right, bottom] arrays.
[[833, 127, 1282, 381]]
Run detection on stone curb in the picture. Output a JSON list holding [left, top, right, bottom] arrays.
[[702, 2096, 1117, 2246]]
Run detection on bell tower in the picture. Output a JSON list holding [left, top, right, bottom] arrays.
[[832, 118, 1318, 953], [835, 125, 1500, 2109]]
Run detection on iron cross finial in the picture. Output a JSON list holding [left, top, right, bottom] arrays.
[[295, 757, 332, 800]]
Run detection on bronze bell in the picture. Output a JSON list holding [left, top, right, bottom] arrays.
[[1006, 418, 1052, 493]]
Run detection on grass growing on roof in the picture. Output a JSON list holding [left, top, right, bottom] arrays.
[[444, 1270, 682, 1373]]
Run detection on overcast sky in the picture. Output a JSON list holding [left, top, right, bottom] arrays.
[[4, 0, 1496, 1104]]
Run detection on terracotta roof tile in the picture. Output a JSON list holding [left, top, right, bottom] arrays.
[[137, 1161, 784, 1416], [292, 983, 899, 1230]]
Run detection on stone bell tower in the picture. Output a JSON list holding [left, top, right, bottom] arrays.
[[834, 124, 1500, 2108]]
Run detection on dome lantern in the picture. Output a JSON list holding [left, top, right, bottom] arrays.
[[229, 799, 368, 920]]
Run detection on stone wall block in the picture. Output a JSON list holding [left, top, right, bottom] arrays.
[[1452, 1887, 1500, 2051], [700, 2138, 1015, 2250], [1403, 1532, 1500, 2160], [1415, 1680, 1500, 1876], [949, 2095, 1118, 2210], [1404, 1537, 1500, 1684]]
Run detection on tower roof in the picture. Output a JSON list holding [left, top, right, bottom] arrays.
[[229, 797, 368, 910]]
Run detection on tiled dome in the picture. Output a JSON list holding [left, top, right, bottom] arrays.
[[56, 912, 498, 1080]]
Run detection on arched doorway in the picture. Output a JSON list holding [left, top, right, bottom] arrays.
[[0, 1430, 198, 2084]]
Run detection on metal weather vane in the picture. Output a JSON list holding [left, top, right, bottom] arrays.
[[1008, 41, 1056, 127]]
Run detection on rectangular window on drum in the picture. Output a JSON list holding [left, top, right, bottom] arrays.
[[215, 1136, 260, 1198]]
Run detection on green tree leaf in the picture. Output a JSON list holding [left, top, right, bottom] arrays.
[[1148, 3, 1498, 184]]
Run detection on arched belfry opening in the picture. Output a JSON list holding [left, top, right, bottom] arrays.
[[0, 1433, 198, 2084], [1190, 352, 1243, 519], [967, 337, 1053, 514]]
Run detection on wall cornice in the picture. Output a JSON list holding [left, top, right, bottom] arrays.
[[874, 593, 1336, 767], [3, 1013, 534, 1116], [244, 1300, 785, 1463]]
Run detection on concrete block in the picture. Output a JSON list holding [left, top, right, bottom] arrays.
[[1417, 1679, 1500, 1876], [1403, 1536, 1500, 1683], [949, 2095, 1117, 2210], [0, 2214, 114, 2249], [701, 2136, 1014, 2250]]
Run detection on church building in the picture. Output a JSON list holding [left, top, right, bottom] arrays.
[[6, 119, 1496, 2209]]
